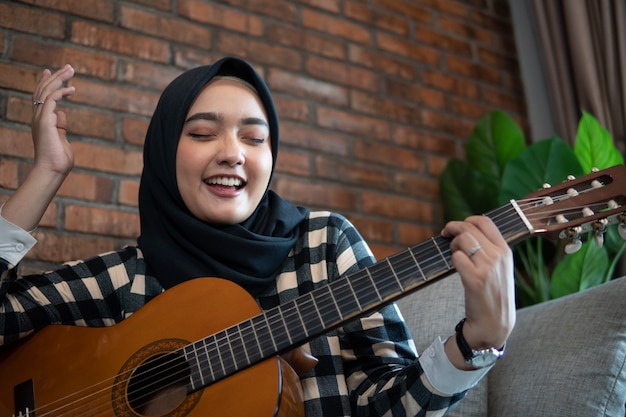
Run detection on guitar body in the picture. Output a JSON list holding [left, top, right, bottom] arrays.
[[0, 278, 304, 417]]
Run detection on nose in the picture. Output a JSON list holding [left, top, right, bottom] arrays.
[[217, 134, 244, 166]]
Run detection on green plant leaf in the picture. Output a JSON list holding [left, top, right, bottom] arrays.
[[574, 111, 624, 172], [550, 240, 608, 299], [499, 137, 584, 204], [466, 111, 526, 200], [439, 159, 495, 222]]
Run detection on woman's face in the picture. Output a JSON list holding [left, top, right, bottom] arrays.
[[176, 77, 273, 225]]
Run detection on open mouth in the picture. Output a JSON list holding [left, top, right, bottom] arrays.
[[205, 176, 245, 190]]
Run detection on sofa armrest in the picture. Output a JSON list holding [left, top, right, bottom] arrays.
[[487, 277, 626, 417]]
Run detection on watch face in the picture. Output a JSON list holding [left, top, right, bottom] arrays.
[[468, 347, 505, 368]]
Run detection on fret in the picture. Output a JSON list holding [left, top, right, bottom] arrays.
[[386, 257, 404, 291], [365, 261, 403, 299], [331, 279, 360, 319], [237, 321, 255, 365], [306, 291, 327, 330], [407, 246, 427, 281], [225, 326, 246, 371], [365, 268, 383, 302], [193, 339, 209, 386], [315, 284, 343, 327], [431, 236, 451, 269], [345, 277, 362, 310], [215, 331, 230, 378], [250, 314, 276, 357], [182, 344, 202, 390], [280, 301, 309, 341], [265, 309, 290, 352]]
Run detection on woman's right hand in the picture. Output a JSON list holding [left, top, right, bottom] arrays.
[[0, 64, 76, 232], [31, 64, 76, 176]]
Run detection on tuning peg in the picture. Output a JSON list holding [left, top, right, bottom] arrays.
[[619, 216, 626, 240], [593, 219, 608, 248], [564, 227, 583, 254]]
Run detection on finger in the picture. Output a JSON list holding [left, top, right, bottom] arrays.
[[33, 65, 75, 106]]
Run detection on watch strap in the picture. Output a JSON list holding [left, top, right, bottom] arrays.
[[454, 318, 474, 361]]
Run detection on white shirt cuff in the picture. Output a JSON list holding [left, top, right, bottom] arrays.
[[0, 212, 37, 266], [418, 336, 492, 395]]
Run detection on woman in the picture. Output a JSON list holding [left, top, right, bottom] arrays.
[[0, 57, 515, 416]]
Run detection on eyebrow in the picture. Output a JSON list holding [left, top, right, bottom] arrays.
[[184, 112, 269, 128]]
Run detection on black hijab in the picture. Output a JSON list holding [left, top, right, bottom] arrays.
[[137, 57, 309, 296]]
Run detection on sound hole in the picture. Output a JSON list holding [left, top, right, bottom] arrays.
[[128, 352, 190, 416]]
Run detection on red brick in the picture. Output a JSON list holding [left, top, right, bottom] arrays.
[[415, 27, 472, 57], [273, 96, 310, 123], [120, 61, 182, 91], [280, 122, 351, 156], [348, 215, 395, 244], [178, 0, 264, 35], [0, 127, 34, 159], [0, 63, 39, 93], [216, 32, 303, 71], [0, 160, 19, 189], [69, 78, 160, 116], [18, 0, 115, 22], [6, 96, 117, 141], [122, 117, 149, 146], [11, 36, 118, 80], [274, 151, 311, 177], [375, 32, 441, 65], [348, 46, 417, 80], [119, 179, 140, 206], [65, 205, 140, 238], [120, 5, 213, 47], [208, 0, 298, 23], [302, 9, 372, 45], [306, 56, 380, 91], [446, 56, 501, 85], [71, 21, 171, 63], [385, 79, 447, 110], [72, 142, 143, 176], [393, 172, 440, 200], [268, 68, 349, 107], [350, 90, 420, 124], [315, 107, 389, 142], [397, 222, 440, 247], [299, 0, 341, 13], [0, 3, 65, 38], [391, 125, 461, 157], [481, 86, 524, 113], [126, 0, 171, 11], [28, 231, 116, 263], [345, 1, 410, 36], [439, 16, 495, 46], [421, 70, 480, 99], [354, 141, 424, 171], [421, 109, 475, 137], [58, 172, 114, 203], [174, 47, 222, 70], [361, 191, 433, 223], [315, 155, 392, 190], [374, 1, 433, 24], [451, 97, 494, 120], [266, 23, 345, 60], [273, 177, 356, 211]]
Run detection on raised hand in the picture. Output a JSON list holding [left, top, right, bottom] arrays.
[[31, 64, 76, 176], [1, 65, 76, 232]]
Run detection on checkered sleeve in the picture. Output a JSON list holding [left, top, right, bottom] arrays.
[[332, 217, 467, 416], [0, 247, 159, 346]]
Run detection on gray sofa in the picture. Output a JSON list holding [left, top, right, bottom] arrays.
[[396, 274, 626, 416]]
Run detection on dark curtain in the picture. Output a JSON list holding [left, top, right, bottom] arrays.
[[532, 0, 626, 153]]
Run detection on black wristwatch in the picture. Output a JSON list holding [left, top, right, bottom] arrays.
[[455, 318, 505, 369]]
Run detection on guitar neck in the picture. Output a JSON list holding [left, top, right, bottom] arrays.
[[182, 200, 532, 393]]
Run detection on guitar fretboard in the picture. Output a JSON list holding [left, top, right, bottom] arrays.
[[182, 200, 531, 393]]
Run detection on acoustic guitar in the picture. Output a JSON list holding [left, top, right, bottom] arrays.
[[1, 165, 625, 417]]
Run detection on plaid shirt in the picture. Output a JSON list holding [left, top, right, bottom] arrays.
[[1, 211, 469, 416]]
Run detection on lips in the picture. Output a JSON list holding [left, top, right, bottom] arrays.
[[205, 176, 245, 189]]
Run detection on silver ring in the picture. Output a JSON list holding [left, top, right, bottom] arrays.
[[33, 99, 45, 106], [467, 244, 482, 257]]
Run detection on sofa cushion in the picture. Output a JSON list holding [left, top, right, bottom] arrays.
[[396, 273, 487, 417], [488, 276, 626, 417]]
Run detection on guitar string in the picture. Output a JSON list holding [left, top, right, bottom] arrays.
[[27, 190, 620, 415]]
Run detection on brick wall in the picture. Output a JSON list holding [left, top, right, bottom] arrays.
[[0, 0, 528, 272]]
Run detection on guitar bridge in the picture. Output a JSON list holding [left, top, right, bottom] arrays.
[[13, 379, 35, 417]]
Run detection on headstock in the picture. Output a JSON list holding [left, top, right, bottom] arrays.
[[516, 164, 626, 253]]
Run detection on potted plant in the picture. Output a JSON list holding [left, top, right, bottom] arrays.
[[439, 110, 625, 307]]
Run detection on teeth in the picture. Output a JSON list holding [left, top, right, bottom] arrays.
[[207, 177, 243, 187]]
